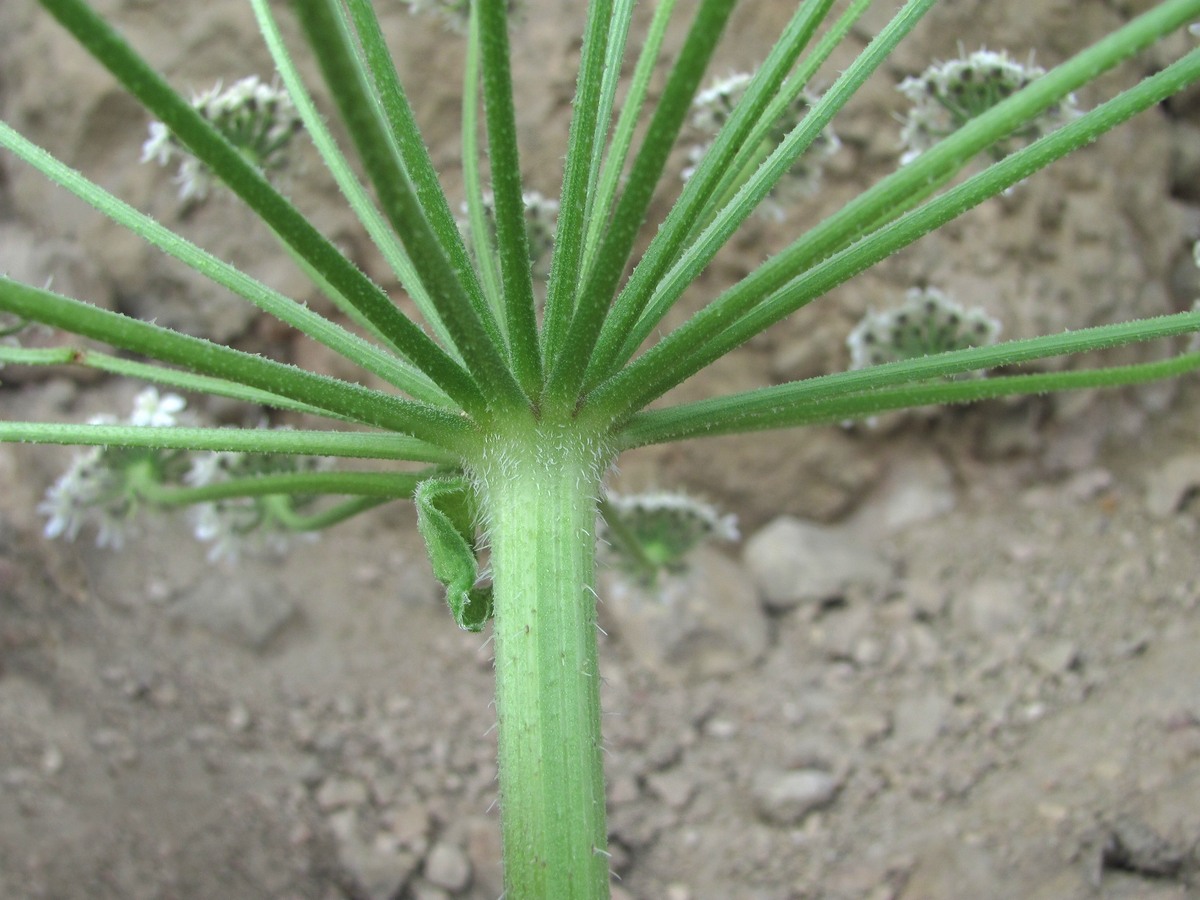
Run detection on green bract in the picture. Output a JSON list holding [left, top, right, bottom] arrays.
[[2, 0, 1200, 896]]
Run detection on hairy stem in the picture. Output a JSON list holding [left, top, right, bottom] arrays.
[[474, 422, 611, 899]]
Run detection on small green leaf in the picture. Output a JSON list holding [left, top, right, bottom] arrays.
[[415, 476, 493, 631]]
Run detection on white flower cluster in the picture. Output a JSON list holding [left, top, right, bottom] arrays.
[[141, 75, 302, 202], [848, 287, 1001, 372], [461, 189, 559, 281], [685, 72, 840, 218], [897, 48, 1081, 165], [185, 442, 328, 563], [38, 388, 187, 549], [601, 490, 739, 582], [38, 389, 330, 561]]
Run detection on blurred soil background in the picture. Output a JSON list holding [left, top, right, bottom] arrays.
[[2, 0, 1200, 897]]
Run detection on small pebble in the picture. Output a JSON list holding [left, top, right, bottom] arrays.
[[316, 775, 369, 812], [424, 841, 472, 892], [751, 768, 840, 826]]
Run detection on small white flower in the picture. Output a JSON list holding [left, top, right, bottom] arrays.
[[38, 449, 120, 543], [129, 388, 186, 427], [141, 121, 174, 166]]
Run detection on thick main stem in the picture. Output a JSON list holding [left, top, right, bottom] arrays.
[[476, 423, 611, 899]]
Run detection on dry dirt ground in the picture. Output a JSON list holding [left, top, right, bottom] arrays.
[[2, 1, 1200, 898]]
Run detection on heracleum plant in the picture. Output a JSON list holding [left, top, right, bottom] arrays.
[[2, 0, 1200, 895]]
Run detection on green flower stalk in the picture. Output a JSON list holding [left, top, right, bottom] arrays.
[[4, 0, 1200, 896]]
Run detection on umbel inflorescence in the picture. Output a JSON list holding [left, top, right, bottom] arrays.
[[686, 70, 841, 218], [142, 75, 302, 202], [897, 47, 1082, 164], [847, 286, 1002, 373], [38, 388, 329, 560]]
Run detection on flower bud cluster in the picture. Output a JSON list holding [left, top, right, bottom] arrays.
[[141, 75, 302, 202], [601, 490, 739, 583], [897, 48, 1081, 165], [847, 287, 1001, 372], [685, 72, 840, 219]]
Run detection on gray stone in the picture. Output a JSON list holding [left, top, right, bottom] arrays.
[[891, 692, 951, 747], [1028, 640, 1080, 675], [600, 547, 768, 680], [744, 516, 892, 612], [409, 883, 451, 900], [316, 775, 370, 812], [464, 815, 504, 899], [328, 809, 419, 900], [853, 455, 957, 534], [954, 577, 1031, 639], [750, 768, 840, 826], [346, 845, 419, 900], [810, 604, 881, 666], [647, 769, 695, 811], [424, 841, 472, 892], [1144, 453, 1200, 518], [169, 576, 297, 651]]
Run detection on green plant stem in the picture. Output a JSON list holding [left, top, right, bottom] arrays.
[[250, 0, 462, 358], [539, 0, 614, 380], [618, 343, 1200, 448], [542, 0, 737, 411], [582, 0, 845, 383], [687, 0, 876, 235], [591, 0, 935, 382], [132, 469, 427, 507], [265, 493, 389, 531], [0, 120, 450, 406], [477, 0, 544, 395], [576, 0, 678, 283], [293, 0, 524, 418], [0, 423, 458, 463], [343, 0, 499, 351], [463, 5, 507, 335], [475, 422, 611, 899], [0, 278, 472, 450], [0, 344, 357, 422], [586, 42, 1200, 426], [579, 0, 636, 240], [35, 0, 485, 414]]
